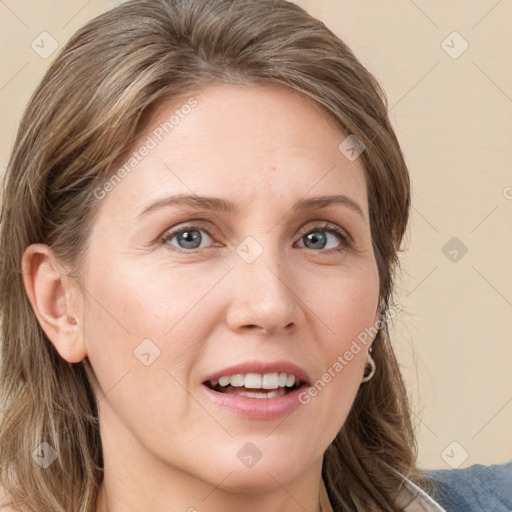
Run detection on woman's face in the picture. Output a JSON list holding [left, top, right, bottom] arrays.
[[79, 83, 380, 491]]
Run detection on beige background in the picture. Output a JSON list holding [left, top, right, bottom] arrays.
[[1, 1, 511, 470]]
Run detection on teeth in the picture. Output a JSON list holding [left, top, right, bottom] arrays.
[[244, 373, 262, 389], [262, 373, 279, 389], [226, 388, 287, 399], [209, 372, 301, 390], [230, 374, 245, 387], [218, 376, 230, 387]]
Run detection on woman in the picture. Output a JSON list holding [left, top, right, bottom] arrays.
[[0, 1, 510, 511]]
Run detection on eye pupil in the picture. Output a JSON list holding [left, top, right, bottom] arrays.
[[177, 230, 202, 249], [304, 231, 327, 250]]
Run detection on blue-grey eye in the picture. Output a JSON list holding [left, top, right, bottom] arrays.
[[298, 227, 347, 251], [165, 227, 213, 249]]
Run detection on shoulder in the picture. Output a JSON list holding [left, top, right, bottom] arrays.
[[424, 459, 512, 512]]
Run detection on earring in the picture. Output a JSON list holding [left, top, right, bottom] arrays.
[[361, 350, 376, 383]]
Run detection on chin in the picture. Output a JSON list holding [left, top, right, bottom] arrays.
[[193, 441, 315, 492], [210, 463, 307, 493]]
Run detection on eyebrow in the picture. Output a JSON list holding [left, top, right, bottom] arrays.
[[293, 194, 365, 220], [137, 193, 365, 220]]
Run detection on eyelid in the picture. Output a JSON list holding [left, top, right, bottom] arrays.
[[160, 219, 353, 252], [296, 221, 352, 245], [160, 220, 219, 247]]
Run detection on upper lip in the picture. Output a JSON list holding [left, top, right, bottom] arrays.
[[202, 360, 311, 385]]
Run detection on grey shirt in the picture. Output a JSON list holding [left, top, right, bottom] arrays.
[[320, 459, 512, 511]]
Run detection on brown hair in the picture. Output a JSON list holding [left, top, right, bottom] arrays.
[[0, 0, 428, 510]]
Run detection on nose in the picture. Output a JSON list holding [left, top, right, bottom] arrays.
[[225, 247, 303, 335]]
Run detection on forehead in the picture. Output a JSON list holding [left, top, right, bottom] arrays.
[[99, 82, 369, 220]]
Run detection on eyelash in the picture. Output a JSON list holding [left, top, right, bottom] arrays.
[[160, 220, 352, 254], [297, 222, 351, 252]]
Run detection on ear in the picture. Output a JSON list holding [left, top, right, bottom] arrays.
[[21, 244, 86, 363]]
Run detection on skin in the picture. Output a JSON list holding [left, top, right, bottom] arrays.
[[22, 83, 380, 512]]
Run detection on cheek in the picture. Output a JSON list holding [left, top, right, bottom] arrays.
[[294, 260, 379, 426], [302, 259, 379, 346], [79, 258, 228, 400], [80, 263, 227, 461], [82, 256, 219, 342]]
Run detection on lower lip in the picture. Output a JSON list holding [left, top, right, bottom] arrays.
[[201, 384, 308, 420]]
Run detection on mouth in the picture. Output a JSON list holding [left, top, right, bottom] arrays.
[[203, 372, 304, 399], [201, 363, 312, 419]]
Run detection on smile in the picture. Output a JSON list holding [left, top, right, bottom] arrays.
[[201, 363, 311, 420], [204, 372, 302, 398]]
